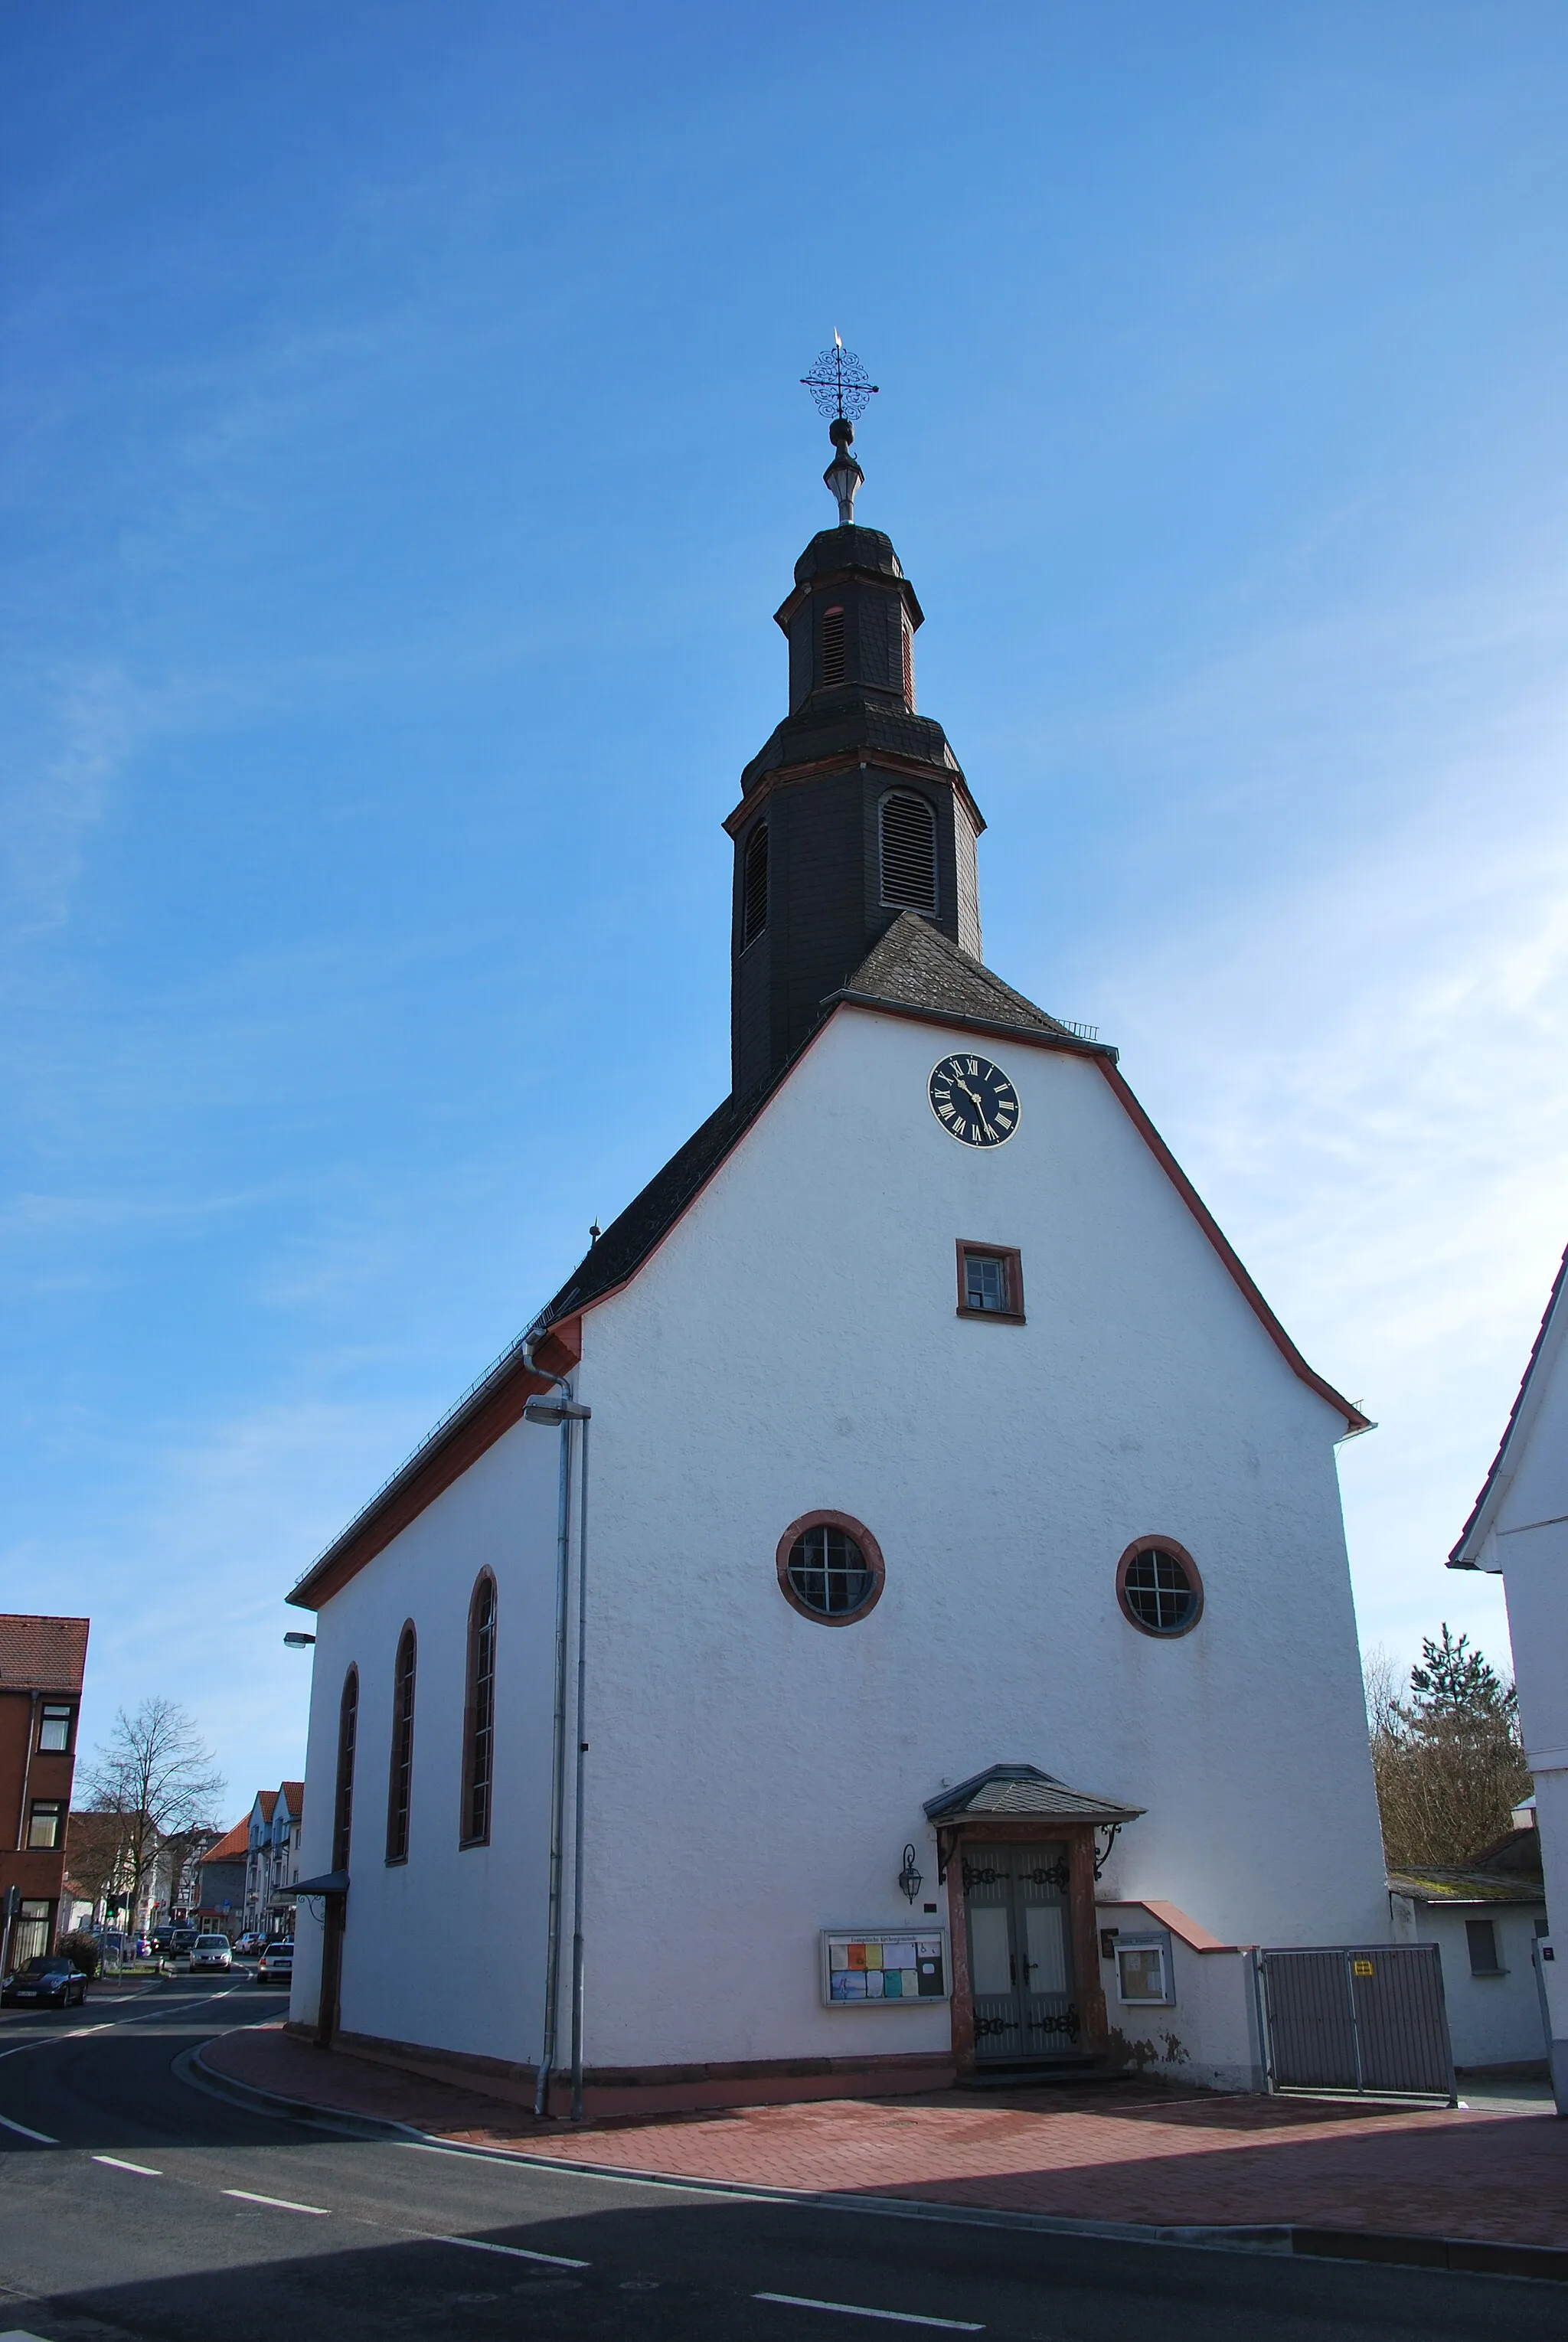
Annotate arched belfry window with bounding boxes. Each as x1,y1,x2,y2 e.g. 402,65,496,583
741,821,769,950
460,1573,497,1847
385,1625,416,1864
333,1667,358,1873
880,790,938,914
821,605,846,687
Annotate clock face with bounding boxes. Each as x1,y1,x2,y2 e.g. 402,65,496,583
929,1053,1020,1148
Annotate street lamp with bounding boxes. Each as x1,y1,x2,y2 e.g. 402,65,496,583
283,1632,315,1648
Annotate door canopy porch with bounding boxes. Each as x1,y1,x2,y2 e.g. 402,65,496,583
924,1762,1143,1880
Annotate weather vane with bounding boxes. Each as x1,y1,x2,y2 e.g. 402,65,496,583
801,332,877,526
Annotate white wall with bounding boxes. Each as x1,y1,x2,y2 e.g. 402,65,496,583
1096,1901,1265,2091
567,1006,1389,2073
289,1417,560,2063
1390,1896,1547,2069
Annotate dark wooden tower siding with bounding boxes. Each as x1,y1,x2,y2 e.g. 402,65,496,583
727,523,985,1098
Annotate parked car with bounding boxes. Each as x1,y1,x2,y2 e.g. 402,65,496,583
256,1940,294,1988
190,1933,233,1972
2,1955,88,2009
234,1932,266,1958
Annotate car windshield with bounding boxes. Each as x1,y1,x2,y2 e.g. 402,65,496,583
24,1958,70,1974
195,1936,227,1948
263,1942,291,1955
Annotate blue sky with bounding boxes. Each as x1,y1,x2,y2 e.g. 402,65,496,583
4,3,1565,1820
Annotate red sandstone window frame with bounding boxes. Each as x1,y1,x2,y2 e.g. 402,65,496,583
385,1622,417,1867
1115,1537,1204,1639
956,1241,1025,1323
332,1667,358,1872
776,1510,886,1628
460,1572,498,1847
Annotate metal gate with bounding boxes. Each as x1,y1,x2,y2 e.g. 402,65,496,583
1258,1945,1455,2101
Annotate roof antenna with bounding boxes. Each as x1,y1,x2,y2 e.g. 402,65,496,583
801,337,877,526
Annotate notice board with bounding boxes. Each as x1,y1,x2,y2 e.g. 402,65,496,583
821,1929,949,2006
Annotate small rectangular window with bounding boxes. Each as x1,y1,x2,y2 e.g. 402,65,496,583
1116,1940,1172,2004
28,1800,66,1850
956,1243,1024,1322
1466,1919,1503,1976
38,1704,74,1752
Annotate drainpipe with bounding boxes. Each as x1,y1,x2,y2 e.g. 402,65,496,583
569,1409,590,2123
524,1334,591,2118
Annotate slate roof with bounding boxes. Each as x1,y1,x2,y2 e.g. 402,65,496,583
844,913,1084,1043
0,1613,90,1694
923,1762,1145,1828
740,698,962,796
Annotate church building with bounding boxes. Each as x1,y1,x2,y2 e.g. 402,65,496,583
286,393,1390,2114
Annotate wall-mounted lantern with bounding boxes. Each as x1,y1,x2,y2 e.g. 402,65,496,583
898,1844,924,1905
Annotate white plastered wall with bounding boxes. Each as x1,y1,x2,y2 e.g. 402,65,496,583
1388,1896,1548,2069
567,1005,1388,2073
289,1418,560,2061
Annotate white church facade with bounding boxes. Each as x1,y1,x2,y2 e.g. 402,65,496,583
286,414,1390,2114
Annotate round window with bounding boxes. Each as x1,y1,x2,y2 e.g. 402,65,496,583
1116,1539,1203,1638
776,1511,885,1625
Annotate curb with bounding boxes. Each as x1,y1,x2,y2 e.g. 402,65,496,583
183,2041,1568,2287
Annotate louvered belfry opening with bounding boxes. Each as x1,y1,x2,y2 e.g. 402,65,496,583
741,821,769,949
901,617,915,708
880,790,938,914
820,605,847,686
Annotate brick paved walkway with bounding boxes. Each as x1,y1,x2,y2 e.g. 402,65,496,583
201,2024,1568,2250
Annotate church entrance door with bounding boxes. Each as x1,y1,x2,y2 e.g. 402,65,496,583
961,1841,1079,2063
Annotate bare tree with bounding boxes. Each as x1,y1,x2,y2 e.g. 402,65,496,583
1367,1627,1531,1870
80,1699,226,1937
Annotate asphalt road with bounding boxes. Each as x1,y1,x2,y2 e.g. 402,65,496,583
0,1978,1560,2341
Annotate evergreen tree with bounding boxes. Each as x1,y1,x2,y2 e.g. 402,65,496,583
1366,1627,1530,1870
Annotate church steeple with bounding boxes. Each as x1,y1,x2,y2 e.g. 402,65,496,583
726,351,985,1099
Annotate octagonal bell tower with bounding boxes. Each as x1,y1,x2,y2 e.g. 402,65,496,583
727,364,985,1099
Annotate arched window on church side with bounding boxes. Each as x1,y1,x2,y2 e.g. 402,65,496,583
741,821,769,950
880,790,938,915
385,1625,416,1864
333,1667,358,1874
461,1573,497,1847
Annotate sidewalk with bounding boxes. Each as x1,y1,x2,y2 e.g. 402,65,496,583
201,2024,1568,2252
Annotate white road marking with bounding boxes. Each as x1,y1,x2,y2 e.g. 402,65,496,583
0,2112,58,2143
754,2296,982,2331
92,2154,163,2176
223,2187,331,2215
430,2235,590,2269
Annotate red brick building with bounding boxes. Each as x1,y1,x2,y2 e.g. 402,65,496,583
1,1614,90,1969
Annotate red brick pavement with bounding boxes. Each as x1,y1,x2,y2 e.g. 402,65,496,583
201,2024,1568,2250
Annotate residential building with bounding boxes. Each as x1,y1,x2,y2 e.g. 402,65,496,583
1449,1238,1568,2107
284,430,1390,2112
1,1614,89,1970
243,1782,304,1938
1388,1813,1548,2073
196,1819,250,1933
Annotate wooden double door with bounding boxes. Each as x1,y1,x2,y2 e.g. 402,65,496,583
961,1840,1080,2063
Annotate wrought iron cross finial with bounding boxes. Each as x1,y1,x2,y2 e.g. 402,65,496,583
802,335,877,525
800,332,880,425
